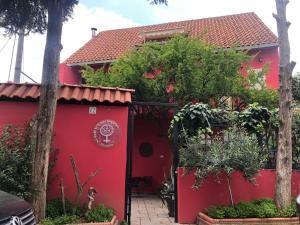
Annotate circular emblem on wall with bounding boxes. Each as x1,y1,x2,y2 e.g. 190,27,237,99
93,120,121,148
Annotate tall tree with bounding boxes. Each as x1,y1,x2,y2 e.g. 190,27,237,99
0,0,78,220
273,0,296,210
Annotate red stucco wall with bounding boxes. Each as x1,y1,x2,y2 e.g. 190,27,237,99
177,168,300,224
245,47,279,89
59,63,82,84
132,118,172,193
0,101,128,219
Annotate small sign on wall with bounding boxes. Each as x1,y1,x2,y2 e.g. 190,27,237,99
93,120,121,148
89,107,97,115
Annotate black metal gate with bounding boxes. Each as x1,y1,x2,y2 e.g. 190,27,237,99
124,102,178,225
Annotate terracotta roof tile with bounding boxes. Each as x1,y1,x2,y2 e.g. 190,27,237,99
0,83,134,104
65,12,278,65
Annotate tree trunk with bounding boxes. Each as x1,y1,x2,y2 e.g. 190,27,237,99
14,28,24,83
30,1,63,221
274,0,296,210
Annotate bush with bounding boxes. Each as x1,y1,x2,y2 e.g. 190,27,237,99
40,215,81,225
206,207,226,219
235,202,256,218
180,127,266,188
224,207,239,218
84,204,114,222
206,198,297,219
46,199,74,218
278,199,297,218
0,124,33,200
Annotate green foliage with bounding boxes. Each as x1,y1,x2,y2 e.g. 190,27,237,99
234,202,257,218
292,73,300,104
206,207,226,219
84,204,114,222
0,0,78,35
81,65,117,87
180,127,266,188
206,199,296,219
40,215,81,225
169,103,229,139
0,124,33,200
243,89,279,109
277,199,297,218
46,199,74,218
238,65,279,109
236,103,278,153
292,112,300,169
83,36,250,105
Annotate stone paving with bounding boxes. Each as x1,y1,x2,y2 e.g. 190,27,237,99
130,194,194,225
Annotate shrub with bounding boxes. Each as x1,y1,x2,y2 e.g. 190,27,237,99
206,207,226,219
278,199,297,218
205,198,297,219
180,127,266,188
0,124,33,200
46,198,74,218
235,202,256,218
84,204,114,222
40,215,81,225
224,207,239,218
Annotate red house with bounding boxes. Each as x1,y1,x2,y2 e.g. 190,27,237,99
1,12,295,225
59,12,279,89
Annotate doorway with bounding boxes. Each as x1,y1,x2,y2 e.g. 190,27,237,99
125,102,178,225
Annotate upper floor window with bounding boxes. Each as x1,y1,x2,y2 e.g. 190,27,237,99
138,27,187,44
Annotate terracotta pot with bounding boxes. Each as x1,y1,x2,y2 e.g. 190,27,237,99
197,212,299,225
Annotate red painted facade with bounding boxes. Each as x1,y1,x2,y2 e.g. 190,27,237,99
244,47,279,89
59,47,279,89
177,168,300,224
0,101,128,219
59,63,82,84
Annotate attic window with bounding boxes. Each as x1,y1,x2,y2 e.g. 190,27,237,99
138,27,187,43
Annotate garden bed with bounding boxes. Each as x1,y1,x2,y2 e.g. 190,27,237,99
66,216,118,225
38,216,118,225
197,212,299,225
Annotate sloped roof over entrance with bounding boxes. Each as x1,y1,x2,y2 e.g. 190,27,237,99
0,83,134,104
64,12,278,65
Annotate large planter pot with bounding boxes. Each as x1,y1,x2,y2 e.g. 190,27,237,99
197,212,299,225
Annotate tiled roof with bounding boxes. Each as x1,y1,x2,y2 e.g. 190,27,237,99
65,12,278,65
0,83,134,104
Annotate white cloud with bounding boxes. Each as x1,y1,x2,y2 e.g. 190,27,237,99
0,3,139,83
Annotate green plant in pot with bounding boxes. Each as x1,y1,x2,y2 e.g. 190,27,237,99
160,168,175,217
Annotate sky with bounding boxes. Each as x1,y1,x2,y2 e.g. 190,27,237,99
0,0,299,83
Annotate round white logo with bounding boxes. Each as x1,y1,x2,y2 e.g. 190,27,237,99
93,120,121,148
10,216,23,225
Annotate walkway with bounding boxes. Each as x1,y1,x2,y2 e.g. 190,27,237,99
131,194,194,225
